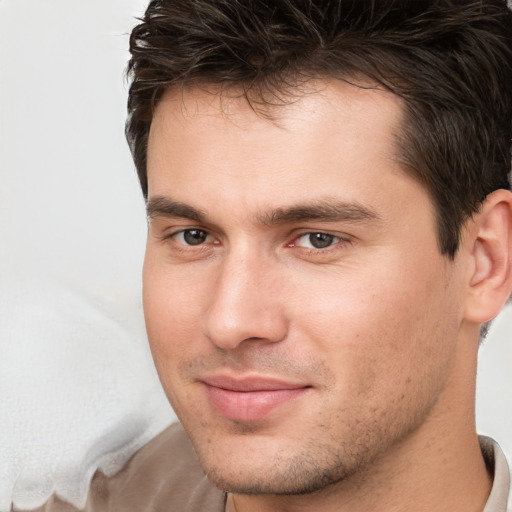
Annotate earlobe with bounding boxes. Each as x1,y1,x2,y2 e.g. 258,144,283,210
464,189,512,324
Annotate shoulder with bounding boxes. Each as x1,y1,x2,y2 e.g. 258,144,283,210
111,422,203,483
86,422,225,512
21,424,225,512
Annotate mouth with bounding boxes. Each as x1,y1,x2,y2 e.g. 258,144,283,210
201,375,311,422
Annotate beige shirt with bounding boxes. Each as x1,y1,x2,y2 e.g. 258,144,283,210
24,423,510,512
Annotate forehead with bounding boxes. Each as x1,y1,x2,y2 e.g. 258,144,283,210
145,80,428,231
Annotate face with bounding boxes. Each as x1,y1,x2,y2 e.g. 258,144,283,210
143,81,467,494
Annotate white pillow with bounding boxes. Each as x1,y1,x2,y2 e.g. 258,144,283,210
0,0,174,509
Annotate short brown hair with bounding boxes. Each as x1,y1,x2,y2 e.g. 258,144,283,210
126,0,512,257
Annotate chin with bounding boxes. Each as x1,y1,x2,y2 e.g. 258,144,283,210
203,455,358,496
191,432,361,496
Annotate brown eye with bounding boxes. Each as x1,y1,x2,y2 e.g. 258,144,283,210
178,229,210,245
308,233,335,249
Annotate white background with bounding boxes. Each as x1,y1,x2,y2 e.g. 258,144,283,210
0,1,510,509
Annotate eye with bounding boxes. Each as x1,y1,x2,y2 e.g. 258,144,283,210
294,232,341,249
174,229,213,246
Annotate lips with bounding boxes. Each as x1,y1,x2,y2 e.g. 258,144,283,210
202,375,310,422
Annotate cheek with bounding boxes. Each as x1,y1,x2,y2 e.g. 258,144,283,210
143,256,208,366
142,260,211,415
289,258,459,400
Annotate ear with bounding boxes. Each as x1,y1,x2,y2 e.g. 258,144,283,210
464,189,512,324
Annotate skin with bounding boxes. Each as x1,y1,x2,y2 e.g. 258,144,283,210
143,81,510,512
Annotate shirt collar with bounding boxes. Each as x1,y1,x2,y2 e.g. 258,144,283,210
480,436,511,512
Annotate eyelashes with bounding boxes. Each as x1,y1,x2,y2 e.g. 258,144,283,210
173,229,214,246
292,232,342,250
165,228,351,255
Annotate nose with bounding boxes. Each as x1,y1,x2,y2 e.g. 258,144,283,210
203,252,288,350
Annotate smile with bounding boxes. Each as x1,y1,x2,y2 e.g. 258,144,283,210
202,375,311,422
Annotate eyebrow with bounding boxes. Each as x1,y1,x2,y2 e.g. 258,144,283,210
146,195,381,226
147,196,207,223
256,200,381,225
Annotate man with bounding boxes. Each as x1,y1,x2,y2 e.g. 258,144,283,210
26,0,512,511
122,1,512,510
